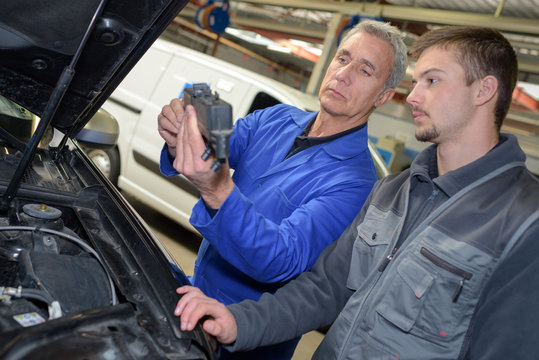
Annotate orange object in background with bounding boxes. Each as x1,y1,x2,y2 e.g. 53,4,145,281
512,86,539,112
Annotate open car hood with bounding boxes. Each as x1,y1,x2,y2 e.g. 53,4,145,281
0,0,186,136
0,1,217,359
0,0,190,209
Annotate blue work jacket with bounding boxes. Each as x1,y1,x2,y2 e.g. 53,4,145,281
161,104,377,304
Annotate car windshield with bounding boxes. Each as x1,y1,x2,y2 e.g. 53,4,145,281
0,95,39,151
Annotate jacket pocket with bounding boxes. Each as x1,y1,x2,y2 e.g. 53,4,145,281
420,247,472,302
347,206,397,290
270,186,298,218
374,243,480,345
376,259,434,332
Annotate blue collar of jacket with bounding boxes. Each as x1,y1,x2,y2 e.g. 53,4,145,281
289,109,370,161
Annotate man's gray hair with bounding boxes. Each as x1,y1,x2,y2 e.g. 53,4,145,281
340,20,408,90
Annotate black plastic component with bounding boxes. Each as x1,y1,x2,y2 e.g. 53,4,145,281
183,83,233,171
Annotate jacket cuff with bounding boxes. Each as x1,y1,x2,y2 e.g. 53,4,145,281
159,143,179,177
190,185,239,228
222,303,256,352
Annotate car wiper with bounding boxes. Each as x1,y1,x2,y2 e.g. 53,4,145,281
0,0,108,211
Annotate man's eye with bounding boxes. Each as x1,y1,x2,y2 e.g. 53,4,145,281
361,69,372,76
428,78,438,84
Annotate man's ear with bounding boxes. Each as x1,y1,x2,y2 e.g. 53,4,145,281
475,75,498,106
374,88,395,108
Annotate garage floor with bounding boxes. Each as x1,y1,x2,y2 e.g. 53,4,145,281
124,192,323,359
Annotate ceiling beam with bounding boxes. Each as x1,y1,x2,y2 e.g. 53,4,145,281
228,15,327,40
181,2,539,79
519,59,539,76
235,0,539,36
180,7,327,40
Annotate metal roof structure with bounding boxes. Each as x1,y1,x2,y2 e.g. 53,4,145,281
170,0,538,162
180,0,539,89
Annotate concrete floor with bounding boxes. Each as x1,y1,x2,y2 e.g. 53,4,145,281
124,193,323,359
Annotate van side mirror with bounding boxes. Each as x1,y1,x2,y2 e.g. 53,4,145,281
76,108,119,148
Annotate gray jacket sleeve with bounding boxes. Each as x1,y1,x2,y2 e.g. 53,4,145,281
463,220,539,359
225,202,370,351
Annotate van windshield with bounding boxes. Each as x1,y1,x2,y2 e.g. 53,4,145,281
247,92,280,114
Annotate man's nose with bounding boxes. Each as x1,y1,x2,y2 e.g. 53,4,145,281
406,85,420,106
336,64,353,83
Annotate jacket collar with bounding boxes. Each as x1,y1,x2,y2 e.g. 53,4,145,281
290,110,370,161
409,134,526,197
260,109,371,179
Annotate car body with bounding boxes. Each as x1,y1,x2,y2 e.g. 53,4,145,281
0,0,215,358
92,37,390,233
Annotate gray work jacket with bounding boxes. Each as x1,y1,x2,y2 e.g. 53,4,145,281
227,134,539,359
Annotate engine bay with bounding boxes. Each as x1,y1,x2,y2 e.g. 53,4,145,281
0,201,116,332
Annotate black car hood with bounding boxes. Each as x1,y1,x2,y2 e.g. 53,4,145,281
0,0,187,136
0,1,218,357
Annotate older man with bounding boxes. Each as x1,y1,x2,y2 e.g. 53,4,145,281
159,20,407,359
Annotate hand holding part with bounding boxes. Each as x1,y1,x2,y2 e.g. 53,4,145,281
158,98,186,158
175,286,238,345
182,83,233,171
173,106,234,209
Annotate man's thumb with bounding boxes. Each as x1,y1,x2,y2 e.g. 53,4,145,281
202,319,216,334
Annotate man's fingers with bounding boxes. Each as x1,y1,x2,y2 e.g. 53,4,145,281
174,286,208,319
160,107,177,129
184,106,211,170
178,106,195,172
172,104,189,171
158,98,187,150
202,319,220,338
174,286,238,345
203,307,238,345
171,97,185,120
173,106,214,175
176,285,194,295
175,286,215,331
174,286,195,316
180,298,213,331
160,100,183,129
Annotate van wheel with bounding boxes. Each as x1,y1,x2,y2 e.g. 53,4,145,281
86,147,120,185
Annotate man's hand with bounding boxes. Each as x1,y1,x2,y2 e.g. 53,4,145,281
173,105,234,209
175,286,238,345
157,98,185,158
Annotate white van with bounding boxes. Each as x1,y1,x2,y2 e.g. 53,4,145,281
92,37,390,233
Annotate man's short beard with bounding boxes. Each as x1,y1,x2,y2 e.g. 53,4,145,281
416,126,440,142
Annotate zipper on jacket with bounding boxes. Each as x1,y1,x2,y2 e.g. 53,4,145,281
420,247,472,302
378,247,398,272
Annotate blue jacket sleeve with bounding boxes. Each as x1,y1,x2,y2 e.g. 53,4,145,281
190,105,374,283
225,201,369,352
159,144,179,177
190,178,373,283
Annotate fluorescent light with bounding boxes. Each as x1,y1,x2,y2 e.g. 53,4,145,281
267,44,291,53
